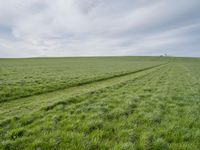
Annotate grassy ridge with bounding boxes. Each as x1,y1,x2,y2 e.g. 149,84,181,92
0,57,200,149
0,57,169,102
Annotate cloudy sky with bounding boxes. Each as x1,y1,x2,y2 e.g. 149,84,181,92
0,0,200,57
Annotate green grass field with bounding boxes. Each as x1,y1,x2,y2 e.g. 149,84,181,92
0,56,200,150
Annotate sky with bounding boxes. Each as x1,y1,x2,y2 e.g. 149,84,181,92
0,0,200,58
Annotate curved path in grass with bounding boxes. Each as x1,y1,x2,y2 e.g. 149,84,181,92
0,63,168,123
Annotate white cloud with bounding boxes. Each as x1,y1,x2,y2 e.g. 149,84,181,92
0,0,200,57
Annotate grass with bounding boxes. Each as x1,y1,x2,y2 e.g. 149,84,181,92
0,56,200,150
0,56,167,102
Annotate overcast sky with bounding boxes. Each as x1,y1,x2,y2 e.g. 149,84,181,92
0,0,200,57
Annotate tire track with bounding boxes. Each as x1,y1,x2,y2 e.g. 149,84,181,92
1,62,169,103
0,63,169,124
